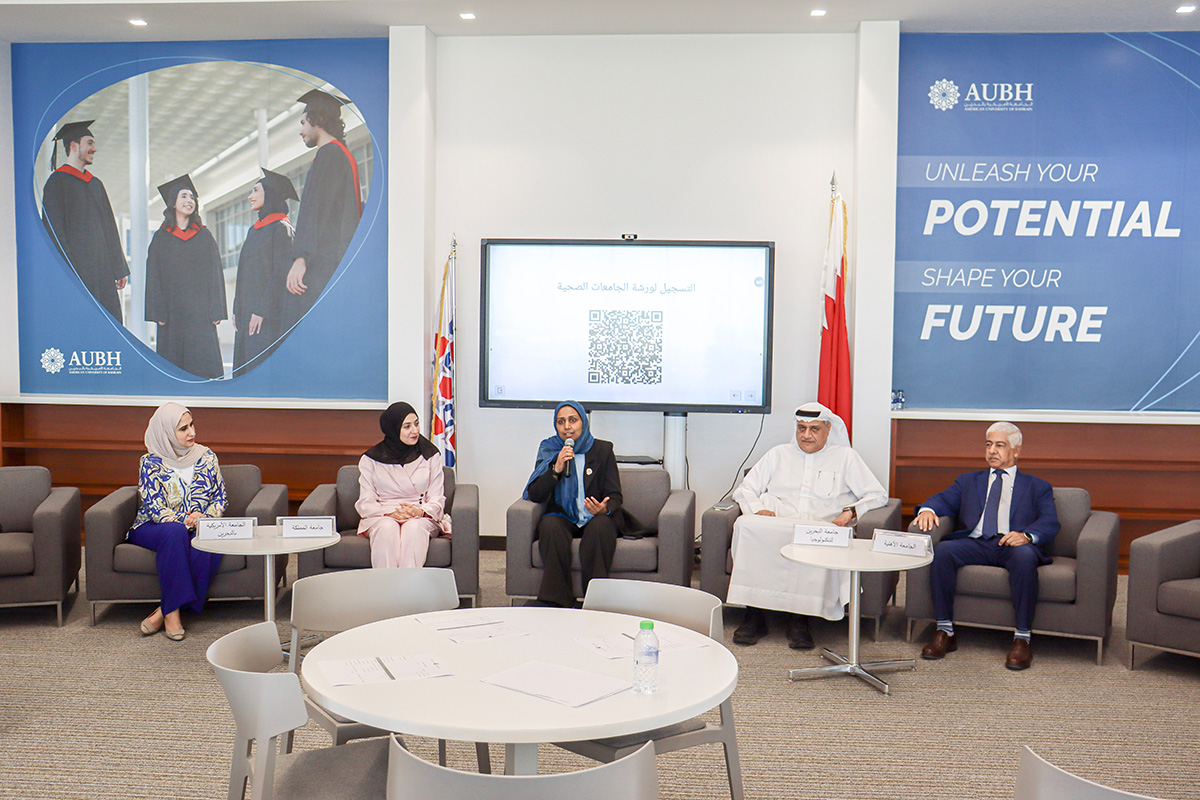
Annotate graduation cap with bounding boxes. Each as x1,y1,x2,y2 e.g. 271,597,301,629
157,174,198,208
298,88,351,113
51,120,94,168
54,120,95,144
260,168,299,203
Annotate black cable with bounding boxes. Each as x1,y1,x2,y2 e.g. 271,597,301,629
719,412,766,503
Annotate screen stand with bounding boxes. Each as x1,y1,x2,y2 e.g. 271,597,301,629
663,412,687,490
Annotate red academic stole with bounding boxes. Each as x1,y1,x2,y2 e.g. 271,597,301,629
331,139,363,219
254,213,291,230
55,165,93,183
166,223,201,241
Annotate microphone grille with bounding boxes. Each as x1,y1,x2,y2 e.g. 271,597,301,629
565,437,574,447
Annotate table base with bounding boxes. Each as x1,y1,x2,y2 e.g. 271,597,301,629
504,742,538,775
787,648,916,695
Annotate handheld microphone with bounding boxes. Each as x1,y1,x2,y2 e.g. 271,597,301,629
564,437,574,478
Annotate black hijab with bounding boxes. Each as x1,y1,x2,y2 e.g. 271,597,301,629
363,402,440,465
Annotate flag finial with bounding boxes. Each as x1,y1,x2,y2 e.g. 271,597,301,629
830,171,838,196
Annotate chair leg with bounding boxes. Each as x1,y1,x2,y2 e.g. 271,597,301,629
89,602,97,626
718,699,744,800
229,738,252,800
56,602,63,627
438,739,447,766
1095,638,1104,666
476,742,492,773
1128,642,1137,670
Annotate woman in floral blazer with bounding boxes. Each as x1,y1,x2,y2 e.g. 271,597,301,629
127,402,227,641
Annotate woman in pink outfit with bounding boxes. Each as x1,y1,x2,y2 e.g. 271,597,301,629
356,402,451,567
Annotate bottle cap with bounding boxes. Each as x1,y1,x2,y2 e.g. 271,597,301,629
640,620,654,630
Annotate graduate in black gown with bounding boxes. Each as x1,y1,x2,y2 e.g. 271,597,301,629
41,120,130,321
232,168,297,377
283,89,362,329
145,175,227,379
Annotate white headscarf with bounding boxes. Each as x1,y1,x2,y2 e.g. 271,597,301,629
794,402,851,448
144,402,208,469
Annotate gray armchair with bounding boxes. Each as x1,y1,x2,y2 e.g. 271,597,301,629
0,466,81,626
84,464,287,624
506,466,695,600
905,487,1119,664
295,465,479,606
699,498,903,640
1126,520,1200,668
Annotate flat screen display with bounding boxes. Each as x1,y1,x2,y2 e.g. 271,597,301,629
480,239,774,413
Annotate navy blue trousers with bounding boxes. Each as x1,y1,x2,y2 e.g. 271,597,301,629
128,521,223,615
930,536,1041,631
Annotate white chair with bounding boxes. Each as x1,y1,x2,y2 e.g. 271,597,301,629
387,734,658,800
1014,746,1163,800
284,567,490,772
207,621,388,800
557,578,744,800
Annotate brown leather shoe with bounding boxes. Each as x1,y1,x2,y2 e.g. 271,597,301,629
1006,638,1033,670
921,630,958,659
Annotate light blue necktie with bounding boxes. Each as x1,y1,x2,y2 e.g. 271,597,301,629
981,469,1003,539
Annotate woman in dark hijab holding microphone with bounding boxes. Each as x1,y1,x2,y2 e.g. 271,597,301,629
523,400,626,607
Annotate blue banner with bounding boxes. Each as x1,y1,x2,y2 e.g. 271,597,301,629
12,39,388,399
895,33,1200,412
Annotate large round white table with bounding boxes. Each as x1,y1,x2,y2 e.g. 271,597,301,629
781,538,933,695
191,524,339,621
300,606,739,774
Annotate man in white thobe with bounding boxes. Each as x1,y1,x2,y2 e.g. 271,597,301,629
728,403,886,648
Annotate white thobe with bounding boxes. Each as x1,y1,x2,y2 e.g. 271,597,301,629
355,454,452,568
726,442,886,619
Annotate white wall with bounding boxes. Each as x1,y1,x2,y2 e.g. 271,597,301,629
0,42,19,396
431,33,861,536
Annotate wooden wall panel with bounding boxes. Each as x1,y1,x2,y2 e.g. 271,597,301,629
0,403,383,511
891,418,1200,570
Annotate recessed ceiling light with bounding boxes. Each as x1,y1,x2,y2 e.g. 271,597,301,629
460,12,476,20
1178,4,1197,12
129,18,148,26
810,9,827,16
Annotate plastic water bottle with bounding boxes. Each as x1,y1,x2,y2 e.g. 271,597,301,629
632,620,659,694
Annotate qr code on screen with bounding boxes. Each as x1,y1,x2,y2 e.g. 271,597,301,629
588,310,663,385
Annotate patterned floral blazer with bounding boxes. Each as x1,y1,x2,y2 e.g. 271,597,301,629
129,448,228,533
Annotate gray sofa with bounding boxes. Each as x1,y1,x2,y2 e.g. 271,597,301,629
0,466,81,626
506,466,695,600
84,464,287,624
700,498,904,639
1126,520,1200,668
295,465,480,606
905,487,1120,664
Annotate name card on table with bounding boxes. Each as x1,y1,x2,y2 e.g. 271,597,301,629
196,517,255,540
871,529,933,557
278,516,337,538
793,524,852,548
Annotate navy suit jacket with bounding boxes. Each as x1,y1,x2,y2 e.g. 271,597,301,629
921,469,1060,561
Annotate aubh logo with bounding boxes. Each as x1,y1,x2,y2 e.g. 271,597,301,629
41,348,123,374
965,83,1034,102
928,79,960,111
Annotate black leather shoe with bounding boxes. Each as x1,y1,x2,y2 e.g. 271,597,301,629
732,607,768,645
786,614,815,650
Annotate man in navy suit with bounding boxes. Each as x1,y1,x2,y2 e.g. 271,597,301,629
914,422,1059,670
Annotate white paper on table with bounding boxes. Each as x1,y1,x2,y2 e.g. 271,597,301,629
377,653,452,681
414,610,502,631
618,628,709,652
481,660,631,707
574,634,632,659
441,621,529,644
318,657,394,686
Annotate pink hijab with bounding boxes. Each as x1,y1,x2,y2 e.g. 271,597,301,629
144,402,208,469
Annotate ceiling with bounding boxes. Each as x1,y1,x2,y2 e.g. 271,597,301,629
1,0,1198,43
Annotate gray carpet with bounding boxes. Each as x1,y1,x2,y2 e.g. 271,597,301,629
0,551,1197,799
